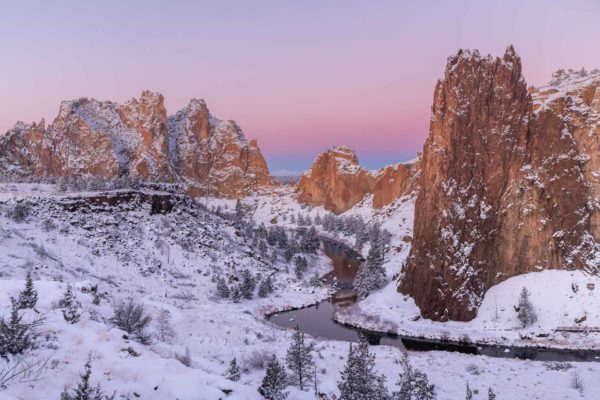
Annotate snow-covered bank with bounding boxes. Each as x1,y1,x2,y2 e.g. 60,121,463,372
336,270,600,350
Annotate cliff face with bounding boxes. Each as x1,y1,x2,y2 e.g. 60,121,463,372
372,160,420,209
296,146,418,213
400,47,600,321
296,146,375,214
0,92,276,197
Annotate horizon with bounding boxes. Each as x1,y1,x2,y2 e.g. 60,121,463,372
2,0,600,172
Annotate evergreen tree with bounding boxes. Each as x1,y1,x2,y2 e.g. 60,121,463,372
217,278,230,298
18,272,38,309
62,355,115,400
258,354,288,400
231,286,242,303
300,226,320,253
0,297,33,356
226,357,241,382
235,199,244,222
294,256,308,279
488,387,496,400
314,214,322,225
241,269,256,299
62,284,81,324
338,338,390,400
517,287,537,328
258,276,274,298
286,325,314,391
284,241,297,263
353,228,387,298
392,354,436,400
155,309,175,342
465,383,473,400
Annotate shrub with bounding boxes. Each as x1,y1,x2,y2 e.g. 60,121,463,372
109,300,152,344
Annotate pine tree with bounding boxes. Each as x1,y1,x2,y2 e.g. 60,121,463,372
286,325,314,391
217,278,230,298
235,199,244,222
0,297,33,356
338,338,390,400
300,226,320,253
226,357,241,382
258,354,288,400
517,287,537,328
18,272,38,309
258,276,275,298
155,309,175,342
294,256,308,279
488,387,496,400
231,286,242,303
465,383,473,400
392,354,436,400
61,284,81,324
353,228,387,298
63,355,115,400
241,269,256,299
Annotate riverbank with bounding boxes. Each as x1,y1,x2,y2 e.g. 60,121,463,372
335,270,600,352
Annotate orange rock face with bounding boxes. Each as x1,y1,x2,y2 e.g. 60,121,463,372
400,47,600,321
296,146,418,213
0,92,276,197
372,160,420,209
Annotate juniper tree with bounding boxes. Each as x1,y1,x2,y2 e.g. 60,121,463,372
217,278,230,298
61,284,81,324
155,309,175,342
284,241,298,263
488,387,496,400
0,298,33,356
392,354,436,400
258,354,288,400
300,226,320,254
338,338,390,400
294,256,308,279
353,228,387,298
465,383,473,400
18,272,38,309
62,355,115,400
258,276,274,298
286,325,314,391
517,287,537,328
226,357,241,382
241,269,256,299
231,286,242,303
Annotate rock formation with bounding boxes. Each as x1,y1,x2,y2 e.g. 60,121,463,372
0,92,276,197
296,146,418,213
400,47,600,321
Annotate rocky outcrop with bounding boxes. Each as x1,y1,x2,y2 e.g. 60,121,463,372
372,159,420,209
400,47,600,322
296,146,418,213
296,146,375,213
0,92,276,197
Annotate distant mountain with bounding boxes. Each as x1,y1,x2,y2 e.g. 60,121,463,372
295,145,419,213
0,91,277,197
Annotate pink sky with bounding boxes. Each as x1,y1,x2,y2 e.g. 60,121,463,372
1,1,600,172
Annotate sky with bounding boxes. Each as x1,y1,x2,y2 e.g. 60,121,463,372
1,1,600,173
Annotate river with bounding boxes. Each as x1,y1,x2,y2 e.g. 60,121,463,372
267,239,600,362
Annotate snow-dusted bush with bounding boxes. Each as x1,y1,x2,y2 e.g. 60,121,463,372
109,300,152,344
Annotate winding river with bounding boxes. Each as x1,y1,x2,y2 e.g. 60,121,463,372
268,239,600,362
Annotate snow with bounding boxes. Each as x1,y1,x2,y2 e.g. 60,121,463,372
2,184,600,399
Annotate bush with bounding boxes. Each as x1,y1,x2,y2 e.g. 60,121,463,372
245,349,271,370
8,203,30,223
109,300,152,344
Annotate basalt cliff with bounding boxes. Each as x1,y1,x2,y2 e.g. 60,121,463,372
400,47,600,321
0,91,276,197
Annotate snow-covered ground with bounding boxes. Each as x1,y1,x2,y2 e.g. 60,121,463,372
2,184,600,399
